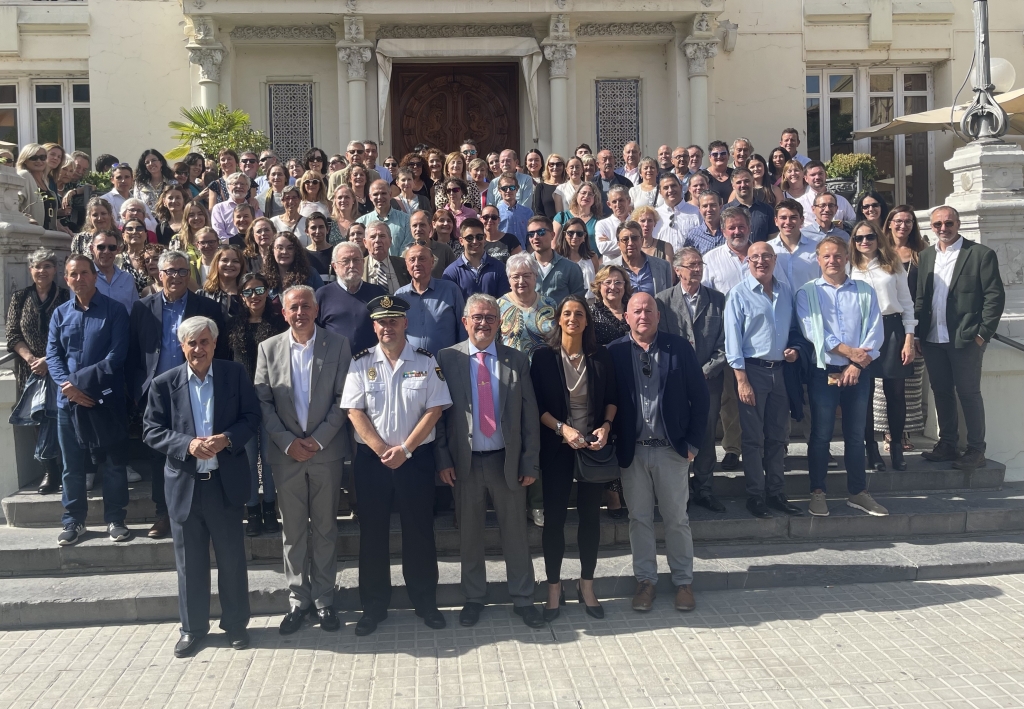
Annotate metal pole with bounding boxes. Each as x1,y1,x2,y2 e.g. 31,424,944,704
961,0,1008,140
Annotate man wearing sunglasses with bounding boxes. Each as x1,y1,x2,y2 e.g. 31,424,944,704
327,141,381,197
527,216,585,303
486,149,534,209
127,250,229,539
914,206,1005,471
91,232,139,313
495,173,532,249
441,218,510,301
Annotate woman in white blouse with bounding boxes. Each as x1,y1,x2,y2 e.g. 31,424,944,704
849,221,916,472
555,156,585,213
628,157,661,209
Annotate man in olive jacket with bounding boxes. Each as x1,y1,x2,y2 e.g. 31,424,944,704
914,206,1005,470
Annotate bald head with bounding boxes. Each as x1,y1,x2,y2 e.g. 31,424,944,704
624,292,659,343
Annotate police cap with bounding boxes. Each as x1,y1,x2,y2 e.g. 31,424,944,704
367,294,410,320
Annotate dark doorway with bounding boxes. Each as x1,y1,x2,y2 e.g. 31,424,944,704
389,63,520,159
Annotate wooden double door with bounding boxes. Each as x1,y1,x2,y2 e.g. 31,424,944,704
389,63,520,159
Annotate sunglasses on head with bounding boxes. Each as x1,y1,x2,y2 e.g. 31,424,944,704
241,286,267,297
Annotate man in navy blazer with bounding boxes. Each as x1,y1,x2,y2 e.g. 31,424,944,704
608,292,709,614
143,316,260,658
127,250,228,539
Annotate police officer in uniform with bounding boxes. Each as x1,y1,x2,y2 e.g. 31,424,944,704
340,295,453,636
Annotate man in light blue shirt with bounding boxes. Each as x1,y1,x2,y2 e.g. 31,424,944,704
724,242,801,520
357,180,412,256
495,173,533,248
800,192,850,242
188,365,217,476
795,235,886,519
91,232,139,313
486,150,534,208
769,199,821,287
396,242,467,354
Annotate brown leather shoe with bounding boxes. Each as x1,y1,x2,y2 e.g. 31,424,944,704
148,515,170,539
674,584,696,612
632,580,656,612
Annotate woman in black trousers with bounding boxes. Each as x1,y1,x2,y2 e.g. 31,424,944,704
530,295,618,621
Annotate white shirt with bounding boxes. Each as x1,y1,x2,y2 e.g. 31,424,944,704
102,189,157,231
289,329,316,433
555,181,581,212
187,367,218,474
340,341,452,447
702,243,749,295
797,189,856,227
629,184,660,209
770,232,822,288
272,215,309,246
617,166,641,185
851,258,917,333
927,237,962,343
654,201,701,251
594,214,625,261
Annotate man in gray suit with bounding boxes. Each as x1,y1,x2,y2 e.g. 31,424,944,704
254,285,353,635
656,247,728,513
435,293,544,628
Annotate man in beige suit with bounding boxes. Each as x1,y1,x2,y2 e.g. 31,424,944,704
435,293,544,628
254,285,352,635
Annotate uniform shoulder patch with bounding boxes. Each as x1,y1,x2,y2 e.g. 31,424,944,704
352,349,370,361
435,366,445,382
416,347,434,358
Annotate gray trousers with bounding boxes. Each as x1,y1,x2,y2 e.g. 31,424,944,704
721,368,742,455
276,459,342,611
621,445,694,587
691,373,723,496
737,365,790,498
456,450,535,607
922,341,987,452
171,475,250,636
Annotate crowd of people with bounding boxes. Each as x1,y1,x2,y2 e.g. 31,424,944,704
4,128,1007,657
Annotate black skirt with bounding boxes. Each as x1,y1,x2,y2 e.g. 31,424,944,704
868,313,914,380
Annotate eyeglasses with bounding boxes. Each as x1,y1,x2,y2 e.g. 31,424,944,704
747,254,775,262
461,149,478,156
566,230,587,238
258,156,273,163
447,186,462,194
931,220,956,229
93,244,117,252
548,162,564,168
27,155,47,162
814,202,837,210
469,314,497,324
710,151,728,159
480,214,499,222
890,219,913,227
240,158,257,165
526,229,548,238
860,202,880,210
499,185,518,193
196,240,219,248
852,234,877,243
461,233,486,243
679,262,704,270
346,149,365,155
241,286,267,297
305,180,322,186
384,161,398,169
309,157,325,163
618,235,641,243
124,226,146,233
161,268,190,278
602,280,626,288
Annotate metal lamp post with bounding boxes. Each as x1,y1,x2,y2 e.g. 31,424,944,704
960,0,1009,141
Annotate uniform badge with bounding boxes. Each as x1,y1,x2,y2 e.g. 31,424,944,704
435,366,445,381
380,295,393,309
368,367,377,381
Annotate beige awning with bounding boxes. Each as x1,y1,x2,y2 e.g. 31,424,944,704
853,87,1024,138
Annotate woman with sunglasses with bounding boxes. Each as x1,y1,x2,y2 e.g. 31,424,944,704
440,178,478,229
780,159,809,200
433,152,481,211
327,154,346,175
229,271,288,536
133,149,176,213
556,217,601,297
553,182,602,250
480,203,522,263
297,170,330,218
120,198,158,244
172,162,197,198
263,231,324,298
302,147,328,174
154,184,190,246
855,191,889,228
631,206,674,265
849,221,916,472
532,153,566,220
15,143,58,231
524,149,544,184
684,172,710,209
746,153,784,207
398,153,431,200
767,147,790,187
328,185,359,244
530,294,618,620
117,219,156,293
270,186,307,245
258,164,290,218
394,168,432,214
382,156,398,173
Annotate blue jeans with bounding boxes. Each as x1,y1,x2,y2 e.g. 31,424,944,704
244,423,276,506
58,406,129,528
807,368,871,495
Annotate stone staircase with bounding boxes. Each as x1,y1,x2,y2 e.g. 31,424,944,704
2,441,1023,629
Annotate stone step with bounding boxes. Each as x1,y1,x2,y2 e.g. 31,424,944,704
3,485,1022,577
2,533,1023,629
1,447,1005,528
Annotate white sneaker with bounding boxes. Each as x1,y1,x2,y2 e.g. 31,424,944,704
85,473,95,491
530,509,545,527
127,470,142,483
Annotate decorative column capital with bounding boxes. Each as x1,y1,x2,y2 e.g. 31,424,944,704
682,38,719,77
337,45,372,81
543,42,576,79
188,47,224,83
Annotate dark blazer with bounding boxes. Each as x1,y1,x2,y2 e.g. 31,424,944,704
610,255,674,295
915,238,1005,348
607,331,710,468
529,345,618,474
595,172,634,206
142,359,260,523
127,291,229,405
655,283,727,379
69,358,128,458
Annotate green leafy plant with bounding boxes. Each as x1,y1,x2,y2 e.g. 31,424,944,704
166,105,269,161
78,171,112,193
826,153,878,182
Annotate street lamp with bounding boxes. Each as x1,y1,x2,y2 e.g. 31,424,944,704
961,0,1009,140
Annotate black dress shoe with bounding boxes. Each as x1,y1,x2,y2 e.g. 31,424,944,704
279,606,309,635
513,604,547,628
890,448,907,471
173,632,205,658
354,611,387,636
576,583,605,620
245,505,263,537
866,441,886,472
316,607,341,632
952,447,987,470
693,493,726,513
459,602,484,627
227,628,249,650
417,608,446,629
720,452,741,471
765,494,803,516
922,440,959,462
746,497,773,519
608,507,629,520
37,471,61,495
543,586,565,622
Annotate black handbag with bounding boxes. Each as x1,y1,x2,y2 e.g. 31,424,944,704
556,348,619,484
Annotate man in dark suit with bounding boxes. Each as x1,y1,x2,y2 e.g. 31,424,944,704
915,206,1005,470
362,221,411,293
656,246,727,512
434,293,544,629
127,250,228,539
608,293,709,614
143,316,260,658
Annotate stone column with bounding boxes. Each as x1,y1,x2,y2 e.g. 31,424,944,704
337,16,373,145
682,13,719,151
542,14,576,157
186,16,224,109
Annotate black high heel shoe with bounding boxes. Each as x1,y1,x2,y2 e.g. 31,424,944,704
867,440,887,472
890,447,907,471
543,584,565,622
576,582,605,619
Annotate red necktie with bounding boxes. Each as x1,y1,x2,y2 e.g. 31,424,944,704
476,351,496,437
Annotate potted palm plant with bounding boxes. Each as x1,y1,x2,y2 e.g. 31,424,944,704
166,105,269,161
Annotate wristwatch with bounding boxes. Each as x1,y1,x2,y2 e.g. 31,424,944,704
555,421,564,436
401,443,413,459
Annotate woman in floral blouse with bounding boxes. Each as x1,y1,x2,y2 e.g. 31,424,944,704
497,253,557,362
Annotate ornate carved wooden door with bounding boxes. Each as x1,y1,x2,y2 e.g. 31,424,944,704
390,63,520,159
